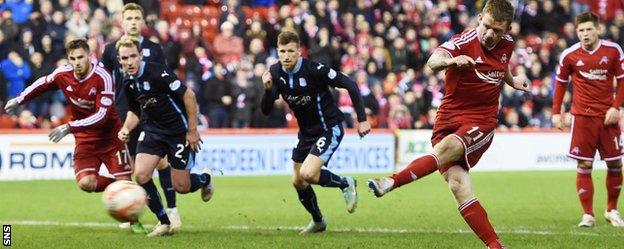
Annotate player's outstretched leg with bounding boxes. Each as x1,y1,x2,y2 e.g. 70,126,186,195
135,154,172,237
171,166,213,201
576,162,595,227
156,159,182,230
300,155,358,213
605,161,624,227
368,135,463,197
445,166,504,249
76,174,115,193
293,163,326,234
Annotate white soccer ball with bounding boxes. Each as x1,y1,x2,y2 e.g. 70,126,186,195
102,180,147,222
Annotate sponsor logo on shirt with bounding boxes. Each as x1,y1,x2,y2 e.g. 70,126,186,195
69,97,95,109
474,70,505,84
283,94,312,106
579,69,608,80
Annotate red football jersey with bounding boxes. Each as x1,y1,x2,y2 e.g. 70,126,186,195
436,28,515,125
555,40,624,117
16,61,121,141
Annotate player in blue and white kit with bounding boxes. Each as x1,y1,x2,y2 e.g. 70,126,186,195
261,30,371,234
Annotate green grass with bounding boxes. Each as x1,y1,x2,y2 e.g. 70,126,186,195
0,171,623,248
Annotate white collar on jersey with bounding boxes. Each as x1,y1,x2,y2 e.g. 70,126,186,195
581,39,602,54
136,61,146,78
73,59,98,82
281,57,303,74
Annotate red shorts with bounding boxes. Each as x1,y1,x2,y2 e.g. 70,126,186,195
432,122,496,173
73,139,132,180
568,115,623,161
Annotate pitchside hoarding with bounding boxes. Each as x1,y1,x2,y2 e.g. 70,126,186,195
396,130,607,171
0,132,395,180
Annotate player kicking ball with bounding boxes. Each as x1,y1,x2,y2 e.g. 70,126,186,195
367,1,528,248
115,38,213,237
261,31,371,234
5,40,132,200
552,11,624,228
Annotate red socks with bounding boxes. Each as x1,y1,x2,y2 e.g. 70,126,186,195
390,154,439,188
576,168,594,216
606,167,623,211
94,175,116,192
459,198,504,248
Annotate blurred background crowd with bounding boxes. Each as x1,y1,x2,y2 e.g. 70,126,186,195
0,0,623,130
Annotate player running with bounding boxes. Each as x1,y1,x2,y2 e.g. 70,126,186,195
5,39,132,194
115,38,213,237
261,30,371,234
101,3,181,231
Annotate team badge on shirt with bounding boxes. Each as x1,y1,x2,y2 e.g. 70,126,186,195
501,54,508,63
169,80,181,91
600,56,608,65
299,78,307,87
142,48,151,57
89,87,97,96
143,81,151,91
100,96,112,106
328,68,337,79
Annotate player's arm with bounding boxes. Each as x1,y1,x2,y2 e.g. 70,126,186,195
552,57,572,130
426,48,475,73
502,67,530,92
119,110,139,143
318,63,371,137
261,70,278,115
159,66,202,151
182,88,202,151
63,72,116,133
5,67,63,115
605,58,624,125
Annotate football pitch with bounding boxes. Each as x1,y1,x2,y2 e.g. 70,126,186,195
1,171,622,248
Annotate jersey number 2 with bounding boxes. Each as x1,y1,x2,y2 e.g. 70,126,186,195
175,144,184,158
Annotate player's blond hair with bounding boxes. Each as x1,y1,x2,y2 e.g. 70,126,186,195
575,11,600,27
121,3,144,19
115,37,141,53
482,0,514,26
65,39,90,53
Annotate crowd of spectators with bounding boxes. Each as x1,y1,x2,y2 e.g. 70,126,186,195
0,0,623,130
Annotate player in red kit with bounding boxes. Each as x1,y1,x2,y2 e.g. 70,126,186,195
4,39,131,193
367,1,528,248
552,12,624,228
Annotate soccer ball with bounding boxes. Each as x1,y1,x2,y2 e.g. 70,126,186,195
102,180,147,222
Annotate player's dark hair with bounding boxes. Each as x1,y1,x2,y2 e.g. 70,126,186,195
122,3,144,19
482,0,514,26
65,39,90,53
115,37,141,53
277,30,300,47
575,12,600,27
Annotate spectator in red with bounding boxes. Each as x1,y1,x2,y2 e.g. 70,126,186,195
213,21,244,69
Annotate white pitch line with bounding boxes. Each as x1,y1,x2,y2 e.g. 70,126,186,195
2,220,621,237
222,225,620,237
